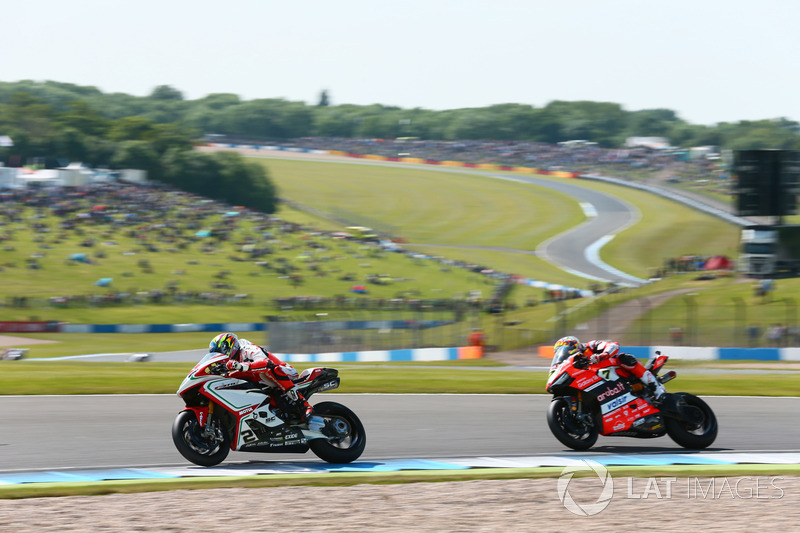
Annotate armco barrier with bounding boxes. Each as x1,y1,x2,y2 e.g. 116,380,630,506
537,345,800,362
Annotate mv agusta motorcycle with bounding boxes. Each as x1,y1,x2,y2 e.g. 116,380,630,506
172,352,366,466
545,347,717,450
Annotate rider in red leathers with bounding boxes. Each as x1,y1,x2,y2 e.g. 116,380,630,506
555,336,666,400
209,333,314,423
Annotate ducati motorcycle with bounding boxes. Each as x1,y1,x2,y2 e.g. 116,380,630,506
545,347,717,451
172,352,366,466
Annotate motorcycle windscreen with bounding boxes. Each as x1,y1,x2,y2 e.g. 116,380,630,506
549,346,574,375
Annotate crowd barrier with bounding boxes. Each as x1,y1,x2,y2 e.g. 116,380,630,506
537,345,800,362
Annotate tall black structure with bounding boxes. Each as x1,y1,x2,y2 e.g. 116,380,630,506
733,150,800,219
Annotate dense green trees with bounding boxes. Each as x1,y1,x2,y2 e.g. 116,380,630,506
2,80,799,151
0,81,278,213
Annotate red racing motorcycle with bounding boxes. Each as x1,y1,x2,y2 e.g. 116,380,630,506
172,353,366,466
545,347,717,450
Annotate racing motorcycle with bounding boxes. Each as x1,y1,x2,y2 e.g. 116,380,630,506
172,352,366,466
545,347,717,451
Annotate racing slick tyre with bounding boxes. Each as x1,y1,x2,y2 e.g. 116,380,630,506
664,393,718,449
172,410,231,467
308,401,366,463
547,397,598,451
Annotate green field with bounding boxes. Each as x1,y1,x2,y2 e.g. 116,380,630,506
260,158,741,281
1,360,798,397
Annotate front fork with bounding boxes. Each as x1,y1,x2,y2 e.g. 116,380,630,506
568,392,593,427
202,402,216,438
183,403,219,439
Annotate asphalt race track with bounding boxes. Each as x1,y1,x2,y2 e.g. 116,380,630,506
1,394,798,473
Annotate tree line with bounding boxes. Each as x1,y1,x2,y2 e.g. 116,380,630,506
0,82,276,213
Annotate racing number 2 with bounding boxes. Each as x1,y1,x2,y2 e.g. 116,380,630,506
240,430,258,443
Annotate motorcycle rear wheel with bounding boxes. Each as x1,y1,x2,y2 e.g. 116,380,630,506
665,393,718,449
172,410,231,467
308,401,366,463
547,397,598,451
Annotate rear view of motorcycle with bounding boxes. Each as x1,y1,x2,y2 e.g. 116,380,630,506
172,353,366,466
545,348,717,451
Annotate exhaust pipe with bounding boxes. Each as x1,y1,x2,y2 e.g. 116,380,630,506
658,370,676,384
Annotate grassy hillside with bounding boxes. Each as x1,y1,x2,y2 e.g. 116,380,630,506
259,158,740,281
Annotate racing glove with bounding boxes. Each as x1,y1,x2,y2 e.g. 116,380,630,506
573,355,590,369
225,360,250,372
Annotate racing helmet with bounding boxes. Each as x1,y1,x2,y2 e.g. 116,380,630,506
209,333,241,360
554,335,584,356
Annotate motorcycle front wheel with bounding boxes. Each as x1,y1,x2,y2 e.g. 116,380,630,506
172,410,231,467
308,401,366,463
547,397,598,451
664,393,718,449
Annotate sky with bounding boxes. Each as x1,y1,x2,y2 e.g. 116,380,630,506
3,0,799,126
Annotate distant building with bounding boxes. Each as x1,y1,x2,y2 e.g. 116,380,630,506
0,164,146,189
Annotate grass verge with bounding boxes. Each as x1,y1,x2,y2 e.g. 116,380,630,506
1,361,800,396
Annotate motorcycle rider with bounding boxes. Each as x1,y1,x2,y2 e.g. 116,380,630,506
209,333,314,423
554,336,666,401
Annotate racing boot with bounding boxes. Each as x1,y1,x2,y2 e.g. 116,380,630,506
280,387,313,424
639,369,666,403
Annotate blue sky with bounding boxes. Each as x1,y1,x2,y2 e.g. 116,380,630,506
3,0,798,126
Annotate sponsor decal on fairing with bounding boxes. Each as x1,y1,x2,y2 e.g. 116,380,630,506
600,392,637,414
596,382,625,401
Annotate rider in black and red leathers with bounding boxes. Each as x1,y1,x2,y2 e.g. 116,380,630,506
209,333,313,423
555,336,666,400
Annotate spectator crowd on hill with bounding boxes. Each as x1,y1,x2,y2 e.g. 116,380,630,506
0,180,537,313
258,137,721,184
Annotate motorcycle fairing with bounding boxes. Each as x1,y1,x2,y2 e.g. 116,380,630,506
177,353,230,395
294,367,340,397
601,396,659,434
647,354,669,374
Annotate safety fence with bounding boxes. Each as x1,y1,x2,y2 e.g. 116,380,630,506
4,295,798,352
516,295,800,349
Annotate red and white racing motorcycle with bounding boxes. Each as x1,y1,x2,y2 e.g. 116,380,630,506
545,347,717,450
172,352,366,466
